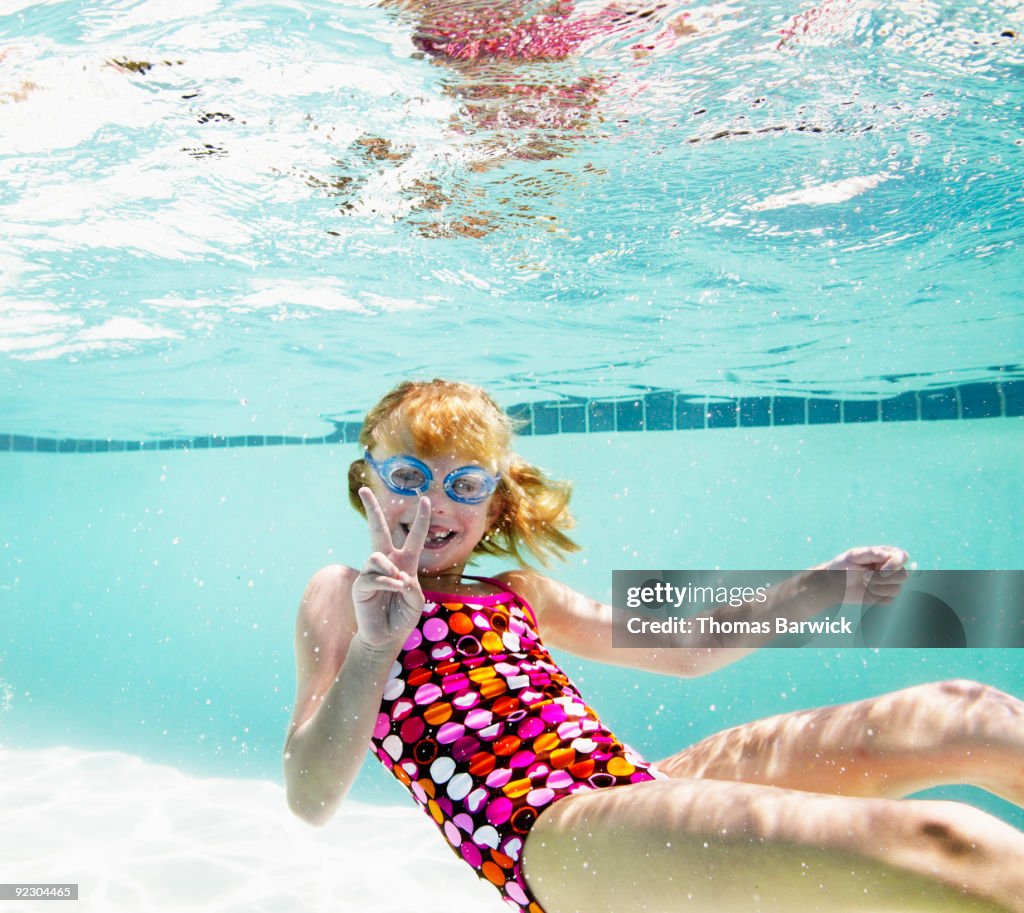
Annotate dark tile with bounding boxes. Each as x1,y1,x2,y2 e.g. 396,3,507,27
881,392,918,422
958,382,1000,419
772,397,806,426
0,435,10,451
920,388,958,421
1002,380,1024,417
616,398,644,432
589,400,615,433
559,404,586,434
843,400,879,423
507,403,533,435
533,403,560,435
17,384,995,465
707,399,738,429
676,399,705,430
644,392,675,431
739,397,771,427
807,399,841,424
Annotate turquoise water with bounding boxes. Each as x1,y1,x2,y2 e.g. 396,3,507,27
1,1,1023,910
3,420,1023,784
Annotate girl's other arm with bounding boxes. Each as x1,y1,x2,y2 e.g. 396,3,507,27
502,546,908,678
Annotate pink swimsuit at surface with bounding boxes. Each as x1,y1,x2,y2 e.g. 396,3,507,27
366,576,666,913
412,1,623,61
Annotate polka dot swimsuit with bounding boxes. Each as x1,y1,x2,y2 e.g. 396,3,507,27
367,576,666,913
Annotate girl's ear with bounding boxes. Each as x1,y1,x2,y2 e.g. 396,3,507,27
347,459,372,514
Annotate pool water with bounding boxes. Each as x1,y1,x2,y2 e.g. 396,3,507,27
2,420,1022,912
1,0,1022,911
2,0,1022,436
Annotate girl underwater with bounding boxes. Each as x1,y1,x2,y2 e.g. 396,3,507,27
284,378,1024,913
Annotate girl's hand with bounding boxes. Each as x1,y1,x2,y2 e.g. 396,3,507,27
824,545,910,605
351,487,430,651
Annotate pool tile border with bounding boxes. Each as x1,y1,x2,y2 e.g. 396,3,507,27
3,380,1021,454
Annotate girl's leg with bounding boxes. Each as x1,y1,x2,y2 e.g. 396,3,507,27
655,680,1024,803
521,777,1024,913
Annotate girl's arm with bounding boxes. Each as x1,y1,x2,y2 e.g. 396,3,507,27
283,492,430,825
282,564,398,825
501,546,908,678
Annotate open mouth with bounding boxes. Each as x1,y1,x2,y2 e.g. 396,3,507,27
403,524,456,549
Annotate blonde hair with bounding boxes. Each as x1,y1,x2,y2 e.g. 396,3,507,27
348,379,579,566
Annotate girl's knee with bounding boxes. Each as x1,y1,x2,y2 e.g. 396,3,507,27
905,799,1010,861
906,678,997,706
935,678,989,697
928,678,1018,708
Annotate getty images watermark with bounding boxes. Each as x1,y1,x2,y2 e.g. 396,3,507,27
611,570,1024,648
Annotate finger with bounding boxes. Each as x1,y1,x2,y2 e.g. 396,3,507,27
400,496,431,558
397,569,420,591
848,546,907,571
865,566,909,586
360,575,407,594
395,570,425,605
866,581,905,599
880,548,909,573
872,573,913,593
359,486,395,552
867,571,907,587
361,550,402,580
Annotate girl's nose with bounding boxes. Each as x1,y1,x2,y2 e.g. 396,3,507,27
423,486,451,513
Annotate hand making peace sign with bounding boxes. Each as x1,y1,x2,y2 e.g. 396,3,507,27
351,486,431,651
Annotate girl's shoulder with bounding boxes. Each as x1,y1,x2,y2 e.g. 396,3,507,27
490,566,545,594
306,562,359,593
297,564,359,624
489,567,569,617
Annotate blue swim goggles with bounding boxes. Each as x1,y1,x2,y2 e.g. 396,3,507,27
364,451,500,505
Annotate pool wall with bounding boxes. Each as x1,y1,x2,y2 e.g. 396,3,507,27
3,378,1021,452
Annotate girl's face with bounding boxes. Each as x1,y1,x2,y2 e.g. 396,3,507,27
366,442,502,579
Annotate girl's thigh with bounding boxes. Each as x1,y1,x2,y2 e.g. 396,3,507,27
519,777,1024,913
